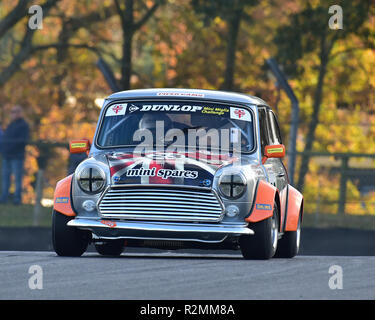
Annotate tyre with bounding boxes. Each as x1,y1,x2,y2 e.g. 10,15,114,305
239,202,279,260
275,214,301,258
52,210,90,257
95,239,125,256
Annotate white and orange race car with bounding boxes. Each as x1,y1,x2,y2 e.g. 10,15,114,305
52,89,303,259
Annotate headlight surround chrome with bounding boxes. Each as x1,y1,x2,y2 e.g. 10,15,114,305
76,166,106,194
218,172,247,199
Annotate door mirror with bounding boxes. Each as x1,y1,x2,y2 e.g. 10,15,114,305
264,144,285,159
69,139,90,154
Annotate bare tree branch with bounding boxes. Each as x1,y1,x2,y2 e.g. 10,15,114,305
0,0,31,38
330,47,367,60
0,26,35,86
0,0,63,39
113,0,126,27
0,0,58,86
64,5,117,33
134,0,161,30
32,42,100,53
0,1,116,88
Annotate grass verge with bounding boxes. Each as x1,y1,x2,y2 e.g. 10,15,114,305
0,204,52,227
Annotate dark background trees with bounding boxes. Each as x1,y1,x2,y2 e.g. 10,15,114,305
0,0,375,217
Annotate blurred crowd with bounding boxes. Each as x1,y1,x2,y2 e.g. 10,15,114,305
0,105,29,205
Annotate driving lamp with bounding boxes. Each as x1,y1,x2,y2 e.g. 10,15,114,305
77,167,105,194
218,173,246,199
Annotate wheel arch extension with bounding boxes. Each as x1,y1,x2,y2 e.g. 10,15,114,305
244,180,303,233
284,184,304,232
245,180,280,224
274,188,282,229
53,174,76,217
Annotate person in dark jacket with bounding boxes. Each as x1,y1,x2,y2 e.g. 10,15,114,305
0,105,29,205
0,126,3,153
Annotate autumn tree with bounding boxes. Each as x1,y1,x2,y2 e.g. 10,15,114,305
0,1,119,205
111,0,165,90
191,0,259,91
273,0,374,191
0,0,61,87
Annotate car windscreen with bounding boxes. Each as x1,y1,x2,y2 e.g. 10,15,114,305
96,101,255,153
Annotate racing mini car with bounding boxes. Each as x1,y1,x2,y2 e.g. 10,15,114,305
52,88,303,259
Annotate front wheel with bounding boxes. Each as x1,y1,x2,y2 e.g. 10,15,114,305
239,202,279,260
52,210,90,257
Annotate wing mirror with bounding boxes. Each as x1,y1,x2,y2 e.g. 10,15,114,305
69,139,91,154
262,144,285,164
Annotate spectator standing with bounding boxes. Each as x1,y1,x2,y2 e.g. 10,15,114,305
0,105,29,205
0,124,3,152
0,124,3,197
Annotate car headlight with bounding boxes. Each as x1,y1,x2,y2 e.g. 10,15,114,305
77,166,106,194
218,173,246,199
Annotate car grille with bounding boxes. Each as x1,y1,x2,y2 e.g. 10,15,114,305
98,186,224,222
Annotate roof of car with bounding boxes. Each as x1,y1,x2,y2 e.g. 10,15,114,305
106,88,269,107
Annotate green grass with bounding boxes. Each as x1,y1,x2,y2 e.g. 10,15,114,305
0,204,52,227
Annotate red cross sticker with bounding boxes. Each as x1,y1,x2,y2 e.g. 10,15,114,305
234,109,246,119
112,105,123,114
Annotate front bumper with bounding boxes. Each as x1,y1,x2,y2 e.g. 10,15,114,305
67,218,253,243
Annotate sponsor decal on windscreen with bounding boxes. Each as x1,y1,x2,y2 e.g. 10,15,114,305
105,103,127,117
98,101,255,180
230,107,252,122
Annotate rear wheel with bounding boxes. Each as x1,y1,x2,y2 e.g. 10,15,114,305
95,240,125,256
275,214,301,258
239,202,279,260
52,210,90,257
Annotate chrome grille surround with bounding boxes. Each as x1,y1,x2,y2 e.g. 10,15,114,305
97,185,224,222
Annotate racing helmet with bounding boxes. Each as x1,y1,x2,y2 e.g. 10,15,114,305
138,113,172,132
